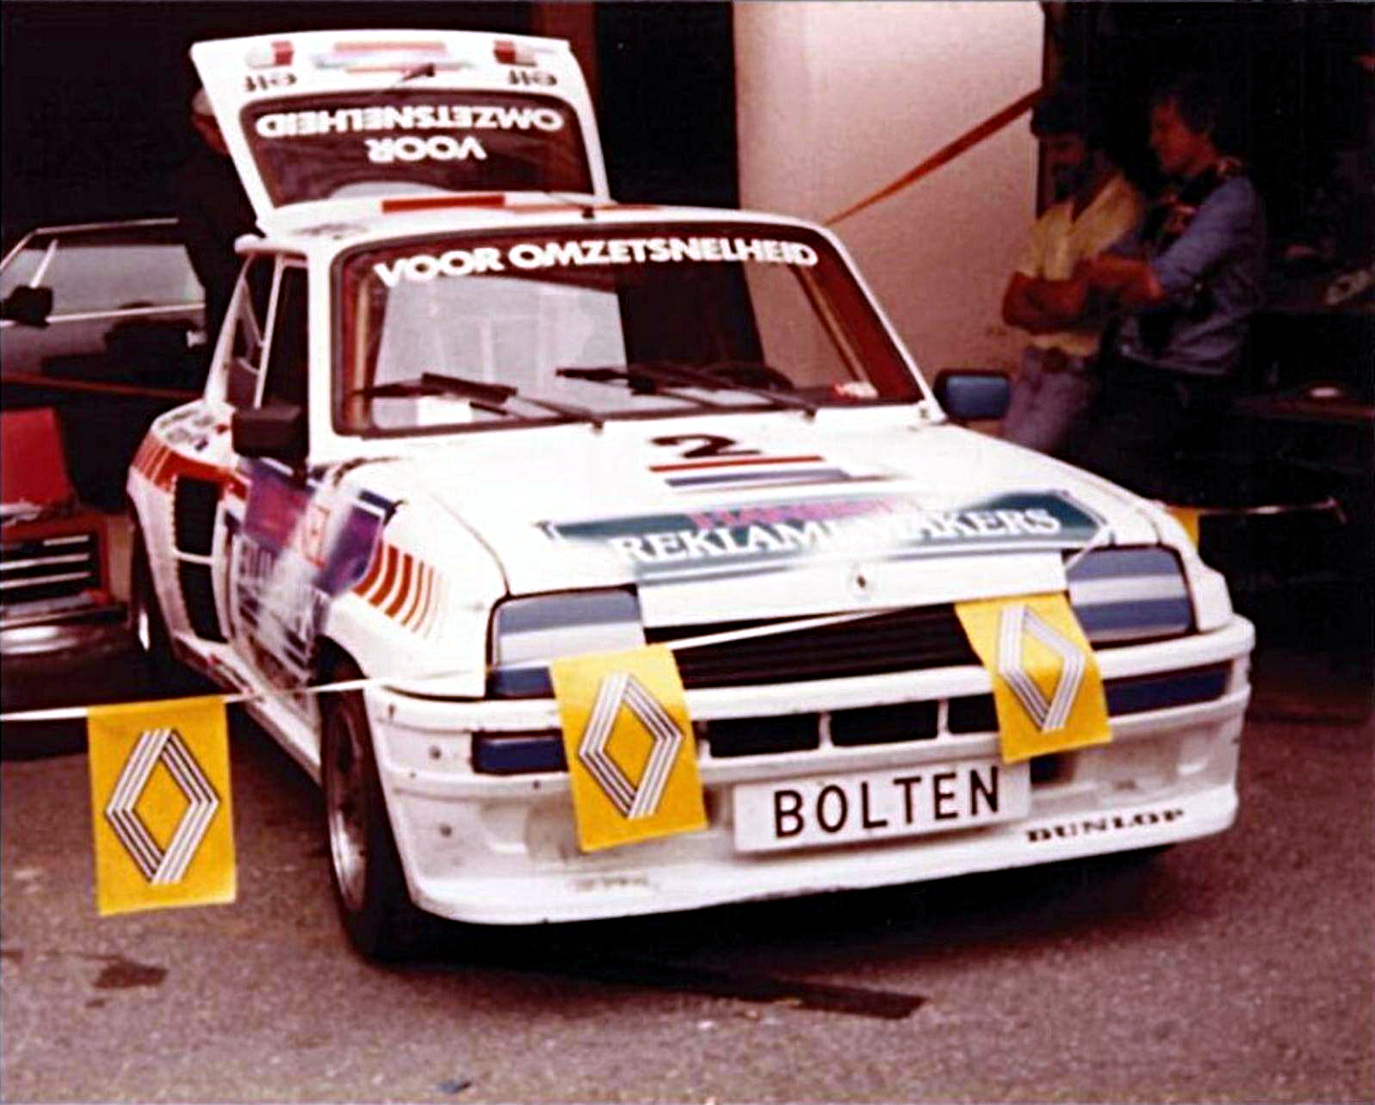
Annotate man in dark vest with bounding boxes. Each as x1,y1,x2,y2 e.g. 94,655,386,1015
1068,74,1267,499
169,89,256,353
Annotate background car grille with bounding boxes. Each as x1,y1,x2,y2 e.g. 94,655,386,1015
0,531,102,608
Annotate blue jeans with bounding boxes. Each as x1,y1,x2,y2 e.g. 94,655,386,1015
1002,346,1098,457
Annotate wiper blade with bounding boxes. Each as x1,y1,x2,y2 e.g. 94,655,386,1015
560,361,819,416
557,364,728,410
354,372,601,426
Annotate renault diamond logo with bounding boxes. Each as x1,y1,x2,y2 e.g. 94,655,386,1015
577,671,685,819
997,603,1086,733
104,727,221,884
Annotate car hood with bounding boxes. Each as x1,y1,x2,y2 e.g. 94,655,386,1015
369,409,1166,626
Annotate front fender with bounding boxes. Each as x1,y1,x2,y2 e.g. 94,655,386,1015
319,495,506,699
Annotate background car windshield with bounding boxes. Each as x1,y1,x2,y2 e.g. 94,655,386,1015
0,224,202,316
335,223,920,434
242,90,592,206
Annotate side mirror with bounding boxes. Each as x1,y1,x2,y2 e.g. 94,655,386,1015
0,285,54,327
934,370,1010,422
232,404,307,467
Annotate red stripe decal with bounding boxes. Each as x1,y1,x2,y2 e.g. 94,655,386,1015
354,542,385,596
650,454,826,473
384,553,416,619
400,563,428,628
368,545,400,606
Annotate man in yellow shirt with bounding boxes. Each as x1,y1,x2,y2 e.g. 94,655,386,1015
1001,85,1143,456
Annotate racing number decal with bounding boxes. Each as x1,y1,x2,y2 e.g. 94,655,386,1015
651,434,761,460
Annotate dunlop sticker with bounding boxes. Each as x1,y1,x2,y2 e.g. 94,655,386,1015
954,592,1111,764
87,696,236,916
550,646,706,852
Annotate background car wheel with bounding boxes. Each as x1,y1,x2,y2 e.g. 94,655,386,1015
321,658,419,960
129,525,183,689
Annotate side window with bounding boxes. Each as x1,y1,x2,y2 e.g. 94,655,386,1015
260,266,309,410
225,257,274,408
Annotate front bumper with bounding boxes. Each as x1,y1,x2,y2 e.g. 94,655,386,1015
365,616,1253,925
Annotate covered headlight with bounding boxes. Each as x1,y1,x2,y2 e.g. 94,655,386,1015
1066,546,1195,643
488,589,644,698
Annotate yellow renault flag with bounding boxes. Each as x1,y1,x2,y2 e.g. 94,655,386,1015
550,645,706,852
954,592,1111,764
87,695,235,916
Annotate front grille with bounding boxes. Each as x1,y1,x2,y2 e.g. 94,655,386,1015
470,663,1232,774
0,531,102,607
706,714,820,758
652,605,979,690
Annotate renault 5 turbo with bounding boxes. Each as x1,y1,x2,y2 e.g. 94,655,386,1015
127,30,1253,957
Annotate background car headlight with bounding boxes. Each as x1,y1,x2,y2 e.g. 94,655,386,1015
488,589,644,698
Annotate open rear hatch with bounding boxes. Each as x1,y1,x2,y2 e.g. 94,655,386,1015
191,29,608,223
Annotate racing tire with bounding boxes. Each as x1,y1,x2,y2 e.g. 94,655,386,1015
321,658,420,961
129,525,183,690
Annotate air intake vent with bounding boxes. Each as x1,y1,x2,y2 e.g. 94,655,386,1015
177,562,225,642
174,478,220,556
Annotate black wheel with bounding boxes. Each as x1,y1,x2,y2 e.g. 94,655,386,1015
129,525,182,688
321,658,419,960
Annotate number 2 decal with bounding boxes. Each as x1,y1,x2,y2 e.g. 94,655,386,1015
651,434,761,460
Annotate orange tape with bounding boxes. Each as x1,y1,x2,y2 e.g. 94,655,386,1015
825,88,1041,226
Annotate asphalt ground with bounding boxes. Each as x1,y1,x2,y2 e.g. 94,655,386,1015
1,644,1371,1104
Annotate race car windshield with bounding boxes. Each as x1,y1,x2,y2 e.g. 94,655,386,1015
335,223,923,436
241,90,592,206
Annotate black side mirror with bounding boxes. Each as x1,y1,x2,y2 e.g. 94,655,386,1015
934,370,1011,422
232,404,307,467
0,285,54,327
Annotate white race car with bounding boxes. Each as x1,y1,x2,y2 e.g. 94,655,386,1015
130,30,1252,957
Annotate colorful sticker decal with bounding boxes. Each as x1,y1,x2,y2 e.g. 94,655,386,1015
255,103,563,138
953,592,1111,764
131,434,243,497
542,491,1103,583
373,237,819,287
353,541,442,635
309,40,466,74
232,461,410,691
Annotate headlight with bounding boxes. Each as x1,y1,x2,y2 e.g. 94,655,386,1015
488,589,644,698
1066,546,1194,643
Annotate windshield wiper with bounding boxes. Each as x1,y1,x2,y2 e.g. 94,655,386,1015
557,365,729,411
559,361,819,417
354,372,603,427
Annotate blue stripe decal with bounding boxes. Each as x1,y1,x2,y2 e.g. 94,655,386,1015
488,665,554,698
472,733,567,775
495,591,641,635
1075,598,1192,635
666,468,854,487
1068,547,1181,581
1106,665,1228,715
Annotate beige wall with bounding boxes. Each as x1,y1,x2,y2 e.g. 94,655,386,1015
736,2,1043,378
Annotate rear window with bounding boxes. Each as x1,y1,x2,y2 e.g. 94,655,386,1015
240,89,593,205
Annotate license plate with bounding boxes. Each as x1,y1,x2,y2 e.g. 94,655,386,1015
732,757,1030,853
